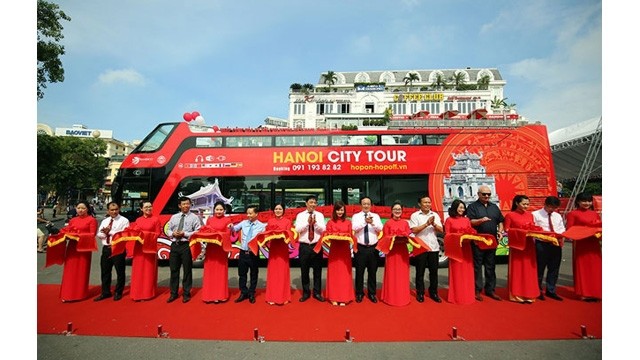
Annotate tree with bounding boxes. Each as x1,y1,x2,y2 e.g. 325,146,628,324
491,96,508,110
322,71,338,92
37,134,108,205
301,83,315,94
37,0,71,101
431,73,447,90
449,71,466,90
289,83,302,91
477,75,491,90
403,72,419,91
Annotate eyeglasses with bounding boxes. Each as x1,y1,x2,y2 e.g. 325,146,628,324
480,193,491,196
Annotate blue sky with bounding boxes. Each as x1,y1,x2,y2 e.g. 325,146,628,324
34,0,603,142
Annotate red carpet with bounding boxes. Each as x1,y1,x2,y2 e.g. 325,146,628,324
37,284,601,342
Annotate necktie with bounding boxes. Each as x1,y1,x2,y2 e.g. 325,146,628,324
178,214,185,232
308,212,314,241
548,213,554,232
106,218,114,244
363,213,370,245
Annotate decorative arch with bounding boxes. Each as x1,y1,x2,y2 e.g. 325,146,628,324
454,70,470,82
404,70,422,82
380,71,396,83
354,72,371,83
428,70,446,83
336,72,347,85
476,69,495,81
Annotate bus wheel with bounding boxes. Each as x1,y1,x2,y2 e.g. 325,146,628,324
437,234,448,268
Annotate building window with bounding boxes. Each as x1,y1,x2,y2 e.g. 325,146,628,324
365,102,374,114
338,103,350,114
391,102,406,115
294,103,305,115
317,103,333,115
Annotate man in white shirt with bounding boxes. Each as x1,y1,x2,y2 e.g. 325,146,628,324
532,196,566,301
94,202,130,302
294,195,326,302
410,195,444,303
351,196,383,303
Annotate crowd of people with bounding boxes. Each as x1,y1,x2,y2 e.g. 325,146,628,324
43,189,602,306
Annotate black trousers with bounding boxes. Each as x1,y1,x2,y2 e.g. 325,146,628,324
298,243,323,295
99,245,126,296
169,241,193,297
471,241,497,294
238,251,259,296
414,251,439,295
536,240,562,294
354,245,378,296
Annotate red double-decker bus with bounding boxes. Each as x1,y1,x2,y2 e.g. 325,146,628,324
111,121,557,266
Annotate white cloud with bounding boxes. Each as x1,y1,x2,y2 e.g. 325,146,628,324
97,68,146,86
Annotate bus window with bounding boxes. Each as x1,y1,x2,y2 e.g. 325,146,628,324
195,137,223,148
136,123,177,152
331,176,382,206
225,177,274,213
226,136,273,147
275,176,328,209
382,176,429,209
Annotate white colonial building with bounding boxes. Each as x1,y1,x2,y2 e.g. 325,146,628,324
287,68,521,129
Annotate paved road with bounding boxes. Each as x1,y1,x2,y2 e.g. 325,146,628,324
36,206,603,359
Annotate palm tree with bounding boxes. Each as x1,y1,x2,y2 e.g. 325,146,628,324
491,96,508,110
477,75,490,90
301,83,314,94
431,73,447,90
449,71,466,90
403,72,419,91
322,71,337,92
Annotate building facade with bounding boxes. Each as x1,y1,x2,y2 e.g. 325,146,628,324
287,68,520,129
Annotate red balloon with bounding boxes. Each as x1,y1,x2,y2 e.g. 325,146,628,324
183,112,193,122
191,111,200,119
212,125,219,132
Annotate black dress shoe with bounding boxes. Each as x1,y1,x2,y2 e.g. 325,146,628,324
313,293,325,302
355,294,363,303
475,292,484,301
167,295,178,303
249,295,256,304
94,294,111,302
368,294,378,303
235,294,248,303
487,293,502,301
546,292,563,301
430,294,442,303
537,294,546,301
299,293,310,302
416,293,425,302
182,294,191,303
113,293,122,301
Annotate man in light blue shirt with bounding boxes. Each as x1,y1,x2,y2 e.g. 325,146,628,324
232,205,265,303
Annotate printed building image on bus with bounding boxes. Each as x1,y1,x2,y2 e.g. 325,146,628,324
111,121,557,266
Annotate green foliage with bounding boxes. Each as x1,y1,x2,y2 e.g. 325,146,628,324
37,0,71,101
37,134,108,199
289,83,302,91
477,75,491,90
341,124,358,130
322,71,338,91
